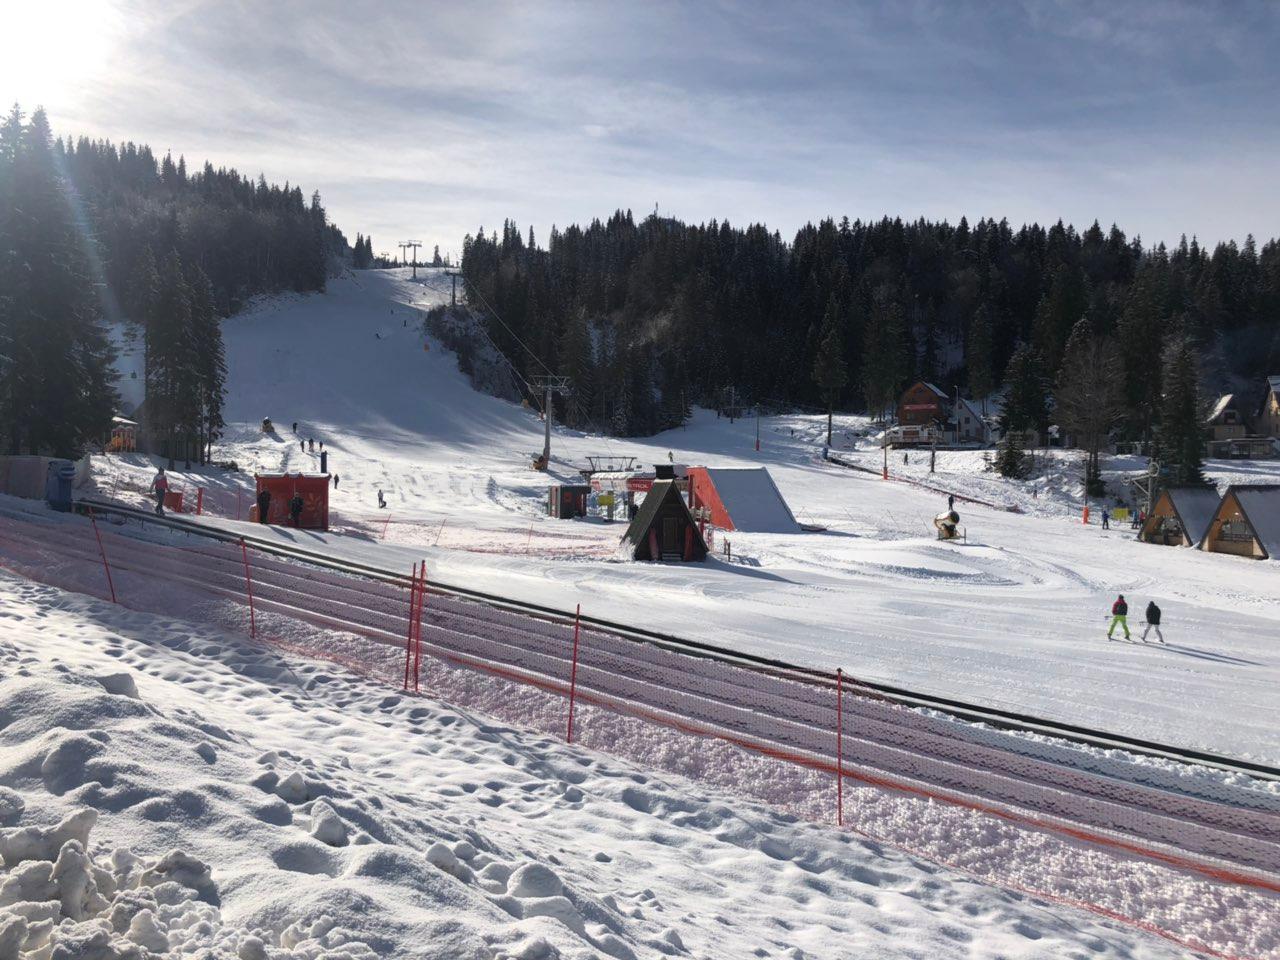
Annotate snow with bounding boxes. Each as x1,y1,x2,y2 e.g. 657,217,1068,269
77,267,1280,767
701,467,800,533
3,574,1236,959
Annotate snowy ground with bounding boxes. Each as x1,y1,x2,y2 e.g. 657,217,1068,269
4,574,1237,960
85,268,1280,764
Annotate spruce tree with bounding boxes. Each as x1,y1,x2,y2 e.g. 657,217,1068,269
1054,318,1125,497
812,296,848,446
967,302,996,414
999,342,1049,437
1157,337,1207,486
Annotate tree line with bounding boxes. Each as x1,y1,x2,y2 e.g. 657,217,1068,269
0,104,350,461
460,211,1279,486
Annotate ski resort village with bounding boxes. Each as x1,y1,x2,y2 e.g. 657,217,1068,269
2,4,1280,959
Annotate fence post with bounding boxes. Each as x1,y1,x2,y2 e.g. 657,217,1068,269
240,538,256,639
566,604,582,743
196,488,204,516
403,562,418,690
836,668,844,827
413,560,426,692
88,508,117,604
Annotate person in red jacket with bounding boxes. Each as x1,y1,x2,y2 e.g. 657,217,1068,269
1107,594,1130,640
149,468,169,516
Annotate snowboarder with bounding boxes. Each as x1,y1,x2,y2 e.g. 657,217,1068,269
149,468,169,516
1101,507,1110,530
1142,601,1165,644
1107,595,1130,640
256,488,271,524
288,492,304,528
377,489,386,509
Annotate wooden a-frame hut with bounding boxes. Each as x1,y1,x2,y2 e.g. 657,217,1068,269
1138,487,1221,547
1200,484,1280,560
618,479,708,562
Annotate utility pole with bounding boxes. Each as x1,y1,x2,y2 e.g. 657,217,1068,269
397,242,409,266
445,270,459,307
532,375,571,469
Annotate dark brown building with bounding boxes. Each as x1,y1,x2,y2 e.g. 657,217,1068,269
897,382,950,427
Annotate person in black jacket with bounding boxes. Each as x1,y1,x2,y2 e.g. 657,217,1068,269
289,492,305,528
1142,601,1165,644
256,488,271,524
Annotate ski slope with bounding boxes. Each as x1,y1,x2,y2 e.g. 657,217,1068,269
92,268,1280,763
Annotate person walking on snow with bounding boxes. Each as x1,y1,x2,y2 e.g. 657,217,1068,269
332,474,339,488
1142,601,1165,644
256,488,271,524
300,439,305,452
1108,594,1130,640
288,492,304,528
947,494,955,511
1101,507,1110,530
149,468,168,516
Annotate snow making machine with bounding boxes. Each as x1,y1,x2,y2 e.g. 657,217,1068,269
934,509,962,541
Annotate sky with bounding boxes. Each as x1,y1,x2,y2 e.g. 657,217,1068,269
3,0,1278,260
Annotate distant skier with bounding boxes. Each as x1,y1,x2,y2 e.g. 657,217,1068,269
1142,601,1165,644
947,494,955,511
289,492,304,528
377,489,386,509
1101,507,1111,530
308,439,315,453
149,468,168,516
332,474,340,488
300,439,305,452
904,453,909,465
1107,594,1130,641
256,488,271,524
319,442,324,453
292,421,298,434
1130,508,1141,529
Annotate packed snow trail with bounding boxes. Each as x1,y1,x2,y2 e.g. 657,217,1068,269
88,268,1280,765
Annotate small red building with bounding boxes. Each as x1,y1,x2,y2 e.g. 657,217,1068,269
254,473,330,529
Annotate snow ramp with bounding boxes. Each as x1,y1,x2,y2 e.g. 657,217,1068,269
689,466,800,533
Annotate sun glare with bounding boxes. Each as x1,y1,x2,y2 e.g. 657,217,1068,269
0,0,123,111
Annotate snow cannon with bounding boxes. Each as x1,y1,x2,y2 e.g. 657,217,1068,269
934,510,961,541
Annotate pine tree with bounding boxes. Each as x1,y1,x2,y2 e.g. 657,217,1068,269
1,107,116,456
995,429,1028,479
1117,266,1166,443
967,302,996,414
185,263,226,462
999,342,1049,437
1157,336,1207,486
1054,318,1125,497
812,296,848,445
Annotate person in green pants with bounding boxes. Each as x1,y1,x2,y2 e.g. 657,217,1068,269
1107,594,1130,640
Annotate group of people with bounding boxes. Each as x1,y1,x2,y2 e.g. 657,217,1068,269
1107,594,1165,643
255,487,306,527
1098,505,1147,531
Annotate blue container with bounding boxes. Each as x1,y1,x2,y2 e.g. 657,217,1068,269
45,460,75,512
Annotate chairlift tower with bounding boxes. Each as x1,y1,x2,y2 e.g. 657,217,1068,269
399,241,422,279
533,375,571,469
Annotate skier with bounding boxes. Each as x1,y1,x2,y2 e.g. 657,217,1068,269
288,492,304,528
947,494,955,511
332,474,340,489
300,439,305,452
319,442,324,453
377,489,386,509
1130,506,1141,530
1107,594,1131,641
292,421,298,434
149,468,169,516
903,453,909,465
256,488,271,524
1101,507,1110,530
1142,601,1165,644
308,439,315,453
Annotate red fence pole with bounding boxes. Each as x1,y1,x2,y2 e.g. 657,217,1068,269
413,560,426,692
88,509,117,604
240,538,257,639
836,667,844,827
566,604,582,743
403,562,418,689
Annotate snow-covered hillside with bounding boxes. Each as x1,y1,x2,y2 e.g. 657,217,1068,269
86,268,1280,763
3,575,1215,960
